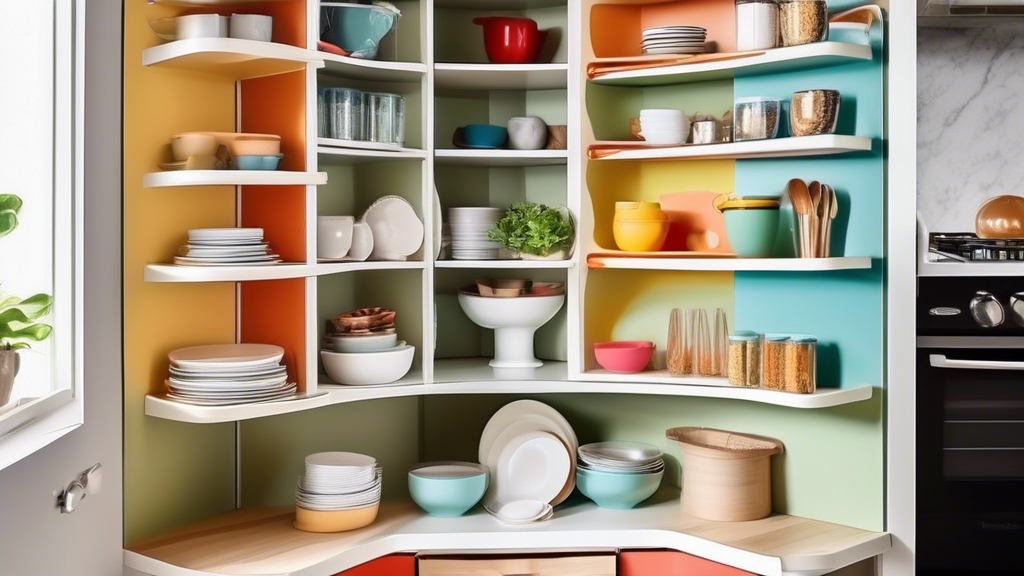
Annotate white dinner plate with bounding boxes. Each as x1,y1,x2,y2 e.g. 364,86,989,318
188,228,264,240
169,343,284,369
362,196,424,261
306,452,376,470
433,186,443,261
643,47,707,54
484,431,570,508
479,400,578,463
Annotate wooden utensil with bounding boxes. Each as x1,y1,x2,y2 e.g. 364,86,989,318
787,178,812,258
808,181,822,258
825,184,838,257
816,184,830,258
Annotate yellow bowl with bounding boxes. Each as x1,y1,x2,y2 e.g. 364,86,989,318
293,503,379,533
613,219,670,252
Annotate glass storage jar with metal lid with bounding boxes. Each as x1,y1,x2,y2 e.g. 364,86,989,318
761,334,789,390
783,335,817,393
779,0,827,47
735,0,779,51
727,331,760,387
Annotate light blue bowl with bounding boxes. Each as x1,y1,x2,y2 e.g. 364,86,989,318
236,154,282,171
320,3,400,60
723,208,780,258
409,462,488,517
576,467,663,509
461,124,508,149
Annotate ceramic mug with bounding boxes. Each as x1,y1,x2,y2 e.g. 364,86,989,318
175,14,228,39
317,216,354,260
507,116,548,150
348,221,374,261
230,14,273,42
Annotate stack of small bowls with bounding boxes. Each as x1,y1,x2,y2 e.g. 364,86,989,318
294,452,382,533
321,307,415,386
638,109,690,145
576,442,664,509
408,462,489,517
448,207,504,260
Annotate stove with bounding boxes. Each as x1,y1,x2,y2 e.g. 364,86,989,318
929,233,1024,262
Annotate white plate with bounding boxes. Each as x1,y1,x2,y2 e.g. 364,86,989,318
485,431,570,508
186,240,269,247
479,399,578,463
172,258,282,266
306,452,376,470
433,186,443,261
362,196,424,261
643,47,706,54
169,344,284,369
188,228,264,240
643,26,706,34
486,499,552,524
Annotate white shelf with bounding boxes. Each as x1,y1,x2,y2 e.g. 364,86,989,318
143,38,323,80
435,259,575,269
433,358,569,383
144,261,424,283
143,170,327,188
317,140,428,164
435,63,568,91
436,149,568,167
124,490,891,576
591,135,872,162
918,259,1024,277
587,256,873,272
591,42,873,87
322,54,427,83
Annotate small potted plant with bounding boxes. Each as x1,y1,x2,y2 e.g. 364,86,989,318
0,291,52,408
487,202,574,260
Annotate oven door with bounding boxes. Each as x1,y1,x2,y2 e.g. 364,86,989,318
918,339,1024,571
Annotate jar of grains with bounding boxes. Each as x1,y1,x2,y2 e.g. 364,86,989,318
779,0,827,47
783,335,817,394
735,0,779,52
727,332,759,386
761,334,789,391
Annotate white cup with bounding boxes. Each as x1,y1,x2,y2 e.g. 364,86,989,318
317,216,354,260
175,14,229,39
230,14,273,42
348,221,374,262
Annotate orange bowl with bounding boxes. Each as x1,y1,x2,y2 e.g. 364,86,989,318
977,195,1024,239
293,503,379,533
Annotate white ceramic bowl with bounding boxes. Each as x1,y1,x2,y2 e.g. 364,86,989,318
321,345,415,385
639,130,687,145
230,14,273,42
362,196,424,261
174,14,229,40
326,332,399,353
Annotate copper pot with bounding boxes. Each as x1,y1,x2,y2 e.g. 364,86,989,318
976,195,1024,239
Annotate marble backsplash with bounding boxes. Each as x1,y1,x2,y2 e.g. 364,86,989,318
919,26,1024,234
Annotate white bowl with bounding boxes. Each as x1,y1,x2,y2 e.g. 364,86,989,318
639,130,687,145
321,345,415,386
362,196,424,261
174,14,229,40
458,293,564,368
327,333,400,353
318,216,355,260
230,14,273,42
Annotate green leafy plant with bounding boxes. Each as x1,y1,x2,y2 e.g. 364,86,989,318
0,291,53,350
0,195,23,238
488,202,574,257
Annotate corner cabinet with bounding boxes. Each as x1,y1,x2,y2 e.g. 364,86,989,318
122,1,895,575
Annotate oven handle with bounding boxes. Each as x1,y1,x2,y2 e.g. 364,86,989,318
930,354,1024,371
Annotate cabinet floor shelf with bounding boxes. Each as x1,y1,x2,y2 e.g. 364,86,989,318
124,489,891,576
435,63,569,90
143,170,327,188
590,135,872,162
144,261,424,283
587,255,873,271
321,54,427,83
436,149,569,167
142,38,323,80
435,259,575,269
590,42,873,87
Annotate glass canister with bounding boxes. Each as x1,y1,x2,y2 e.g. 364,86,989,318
779,0,828,47
783,335,817,393
761,334,789,390
735,0,779,52
321,87,364,141
734,97,781,141
391,93,406,146
365,92,393,144
727,331,759,387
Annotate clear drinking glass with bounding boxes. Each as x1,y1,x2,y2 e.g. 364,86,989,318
391,94,406,146
713,308,729,377
330,87,363,142
696,309,714,377
317,89,328,138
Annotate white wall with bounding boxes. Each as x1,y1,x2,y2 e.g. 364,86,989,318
0,1,123,574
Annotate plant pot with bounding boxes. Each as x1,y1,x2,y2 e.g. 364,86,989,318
0,349,20,408
520,249,567,261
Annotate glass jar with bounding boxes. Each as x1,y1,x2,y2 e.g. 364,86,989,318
783,335,817,393
733,97,781,141
727,331,759,387
322,87,364,142
779,0,828,47
735,0,779,52
762,334,789,390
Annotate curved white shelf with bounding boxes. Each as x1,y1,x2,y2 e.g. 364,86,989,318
587,256,873,271
143,170,327,188
435,63,568,90
144,261,424,283
435,259,575,269
591,135,873,162
143,38,323,80
318,144,428,165
124,492,891,576
322,54,427,83
591,42,873,87
436,149,568,167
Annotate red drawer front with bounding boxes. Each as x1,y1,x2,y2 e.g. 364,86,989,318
334,554,416,576
620,551,755,576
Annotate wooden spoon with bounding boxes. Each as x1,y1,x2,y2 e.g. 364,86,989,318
817,185,830,258
808,181,822,258
787,179,811,258
825,184,838,257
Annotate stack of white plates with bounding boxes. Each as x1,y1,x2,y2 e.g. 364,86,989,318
448,207,504,260
295,452,382,511
641,26,707,55
478,400,578,524
166,343,296,406
577,441,665,473
175,228,281,266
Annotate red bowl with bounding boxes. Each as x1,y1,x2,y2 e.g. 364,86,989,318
473,17,546,64
594,341,655,373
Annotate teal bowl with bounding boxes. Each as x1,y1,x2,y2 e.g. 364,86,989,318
235,154,282,171
320,3,400,60
576,467,663,509
461,124,508,149
723,208,780,258
409,462,488,517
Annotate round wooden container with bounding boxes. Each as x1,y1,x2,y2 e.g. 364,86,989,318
666,427,784,522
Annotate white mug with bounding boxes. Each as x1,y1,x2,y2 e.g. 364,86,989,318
507,116,548,150
317,216,354,260
230,14,273,42
348,221,375,262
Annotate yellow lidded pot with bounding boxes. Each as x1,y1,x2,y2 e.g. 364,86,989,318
613,201,670,252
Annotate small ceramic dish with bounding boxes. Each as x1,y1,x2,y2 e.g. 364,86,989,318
476,278,530,298
326,332,399,353
293,502,379,533
235,154,283,171
330,307,396,334
320,344,415,386
576,467,663,510
409,462,489,517
227,138,282,158
453,125,508,149
171,133,219,161
594,341,655,373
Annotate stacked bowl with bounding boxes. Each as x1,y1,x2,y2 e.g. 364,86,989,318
321,307,415,386
638,109,690,146
448,207,504,260
576,442,664,509
294,452,382,533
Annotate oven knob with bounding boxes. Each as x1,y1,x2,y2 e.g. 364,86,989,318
971,291,1005,328
1010,293,1024,327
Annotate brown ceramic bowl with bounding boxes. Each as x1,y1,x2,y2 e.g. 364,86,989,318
977,195,1024,239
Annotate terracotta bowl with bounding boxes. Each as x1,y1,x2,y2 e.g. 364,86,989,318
594,341,655,373
293,503,379,533
976,195,1024,239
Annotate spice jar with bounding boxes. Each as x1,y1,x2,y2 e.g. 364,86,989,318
736,0,779,52
727,332,759,387
762,334,788,390
733,97,781,141
783,335,816,394
779,0,828,47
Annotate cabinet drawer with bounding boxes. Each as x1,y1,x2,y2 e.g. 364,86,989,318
420,553,616,576
619,551,755,576
333,554,416,576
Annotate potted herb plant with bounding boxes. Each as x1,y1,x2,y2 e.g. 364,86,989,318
487,202,575,260
0,291,52,407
